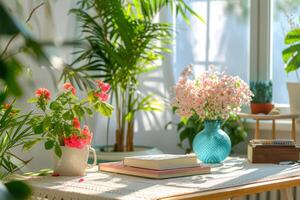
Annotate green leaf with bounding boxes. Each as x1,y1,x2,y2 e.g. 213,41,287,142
282,28,300,74
23,140,40,151
43,116,51,132
125,112,133,121
5,180,32,200
282,44,300,63
84,107,93,116
27,98,38,103
44,140,54,150
94,102,113,117
0,4,22,35
49,101,61,110
62,111,74,120
33,123,43,134
55,144,62,158
179,129,189,142
74,105,85,117
285,28,300,44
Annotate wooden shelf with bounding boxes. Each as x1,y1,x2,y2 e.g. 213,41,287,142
238,113,300,140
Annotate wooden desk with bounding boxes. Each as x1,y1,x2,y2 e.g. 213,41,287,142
161,176,300,200
27,157,300,200
238,113,300,140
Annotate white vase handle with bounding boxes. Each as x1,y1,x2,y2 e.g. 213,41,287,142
88,146,97,168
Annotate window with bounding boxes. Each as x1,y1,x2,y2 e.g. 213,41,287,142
174,0,250,82
271,0,300,104
173,0,300,105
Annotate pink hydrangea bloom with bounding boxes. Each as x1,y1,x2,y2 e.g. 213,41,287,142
63,82,76,95
172,66,253,120
35,88,51,100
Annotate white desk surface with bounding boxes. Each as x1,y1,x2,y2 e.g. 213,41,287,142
27,157,300,200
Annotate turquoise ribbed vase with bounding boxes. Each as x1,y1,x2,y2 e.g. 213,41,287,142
192,120,231,163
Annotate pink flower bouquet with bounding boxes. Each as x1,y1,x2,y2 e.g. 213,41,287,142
27,81,113,157
172,66,253,120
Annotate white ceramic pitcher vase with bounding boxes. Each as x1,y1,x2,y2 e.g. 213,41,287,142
54,145,97,176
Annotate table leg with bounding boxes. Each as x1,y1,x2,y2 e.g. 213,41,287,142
292,118,296,141
280,188,294,200
255,120,260,139
272,119,276,139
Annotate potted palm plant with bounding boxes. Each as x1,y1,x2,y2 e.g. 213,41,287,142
282,20,300,114
62,0,203,158
250,80,273,114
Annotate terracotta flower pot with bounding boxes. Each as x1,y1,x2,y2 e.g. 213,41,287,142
250,103,274,114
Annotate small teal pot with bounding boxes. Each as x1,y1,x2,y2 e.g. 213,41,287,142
192,120,231,163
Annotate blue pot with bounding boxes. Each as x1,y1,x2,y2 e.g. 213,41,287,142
192,120,231,163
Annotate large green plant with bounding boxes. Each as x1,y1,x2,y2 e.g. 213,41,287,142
282,19,300,76
0,104,35,180
62,0,203,151
167,114,248,154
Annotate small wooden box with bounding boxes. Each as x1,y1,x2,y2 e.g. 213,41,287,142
248,144,300,163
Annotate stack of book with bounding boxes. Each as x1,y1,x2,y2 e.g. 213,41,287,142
248,139,300,163
99,154,211,179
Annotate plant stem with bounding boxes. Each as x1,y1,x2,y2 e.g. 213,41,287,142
114,87,124,151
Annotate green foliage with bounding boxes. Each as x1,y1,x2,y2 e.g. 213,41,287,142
61,0,202,150
0,103,35,180
0,2,53,104
167,114,248,154
282,25,300,75
27,87,113,157
250,80,273,103
3,180,32,200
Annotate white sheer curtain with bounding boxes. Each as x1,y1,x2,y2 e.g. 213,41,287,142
173,0,250,82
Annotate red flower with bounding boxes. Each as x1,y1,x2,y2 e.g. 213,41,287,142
81,125,92,145
4,104,11,109
64,135,86,149
52,173,60,177
35,88,51,100
95,80,110,92
94,92,109,102
73,118,80,129
78,178,85,182
63,82,76,95
64,126,92,148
